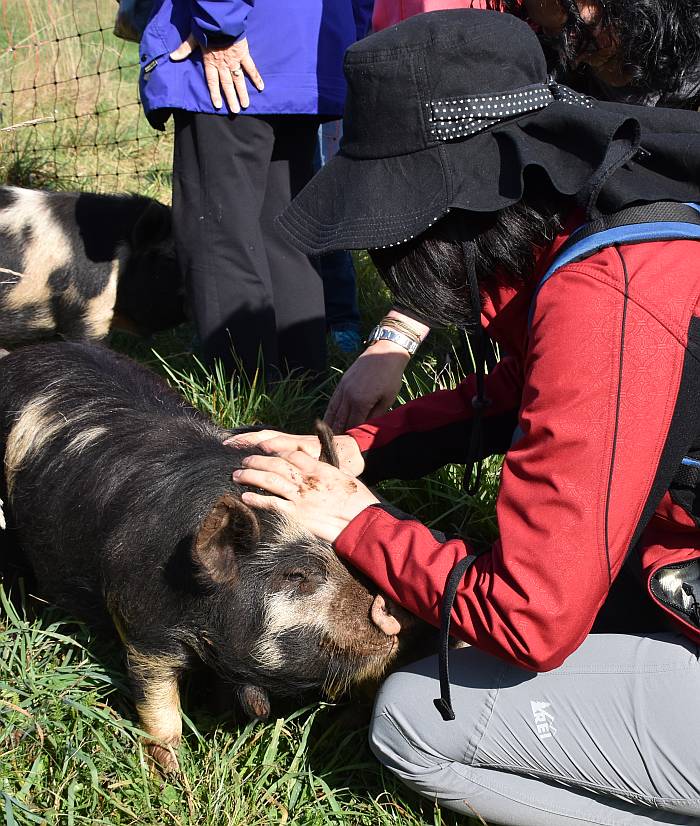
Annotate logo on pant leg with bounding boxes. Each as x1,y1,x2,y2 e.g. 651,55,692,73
530,700,557,740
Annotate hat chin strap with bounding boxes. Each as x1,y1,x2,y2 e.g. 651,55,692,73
433,242,490,722
462,241,490,495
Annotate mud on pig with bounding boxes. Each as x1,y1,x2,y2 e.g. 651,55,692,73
0,342,412,771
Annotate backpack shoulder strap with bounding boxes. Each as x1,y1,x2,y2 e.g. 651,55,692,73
528,202,700,327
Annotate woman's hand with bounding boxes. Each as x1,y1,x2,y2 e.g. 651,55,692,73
232,451,379,544
324,339,410,433
170,34,264,112
225,430,365,477
325,311,430,433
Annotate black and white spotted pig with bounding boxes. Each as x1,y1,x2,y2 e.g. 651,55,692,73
0,186,184,348
0,342,410,772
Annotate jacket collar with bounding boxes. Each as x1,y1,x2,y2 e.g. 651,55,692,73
480,210,584,357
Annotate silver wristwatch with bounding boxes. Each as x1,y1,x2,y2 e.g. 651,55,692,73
366,325,420,355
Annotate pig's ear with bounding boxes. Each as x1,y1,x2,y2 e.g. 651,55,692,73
193,494,260,585
132,200,172,249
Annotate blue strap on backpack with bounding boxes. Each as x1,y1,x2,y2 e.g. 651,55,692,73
529,202,700,328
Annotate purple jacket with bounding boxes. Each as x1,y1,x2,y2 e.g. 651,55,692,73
140,0,373,126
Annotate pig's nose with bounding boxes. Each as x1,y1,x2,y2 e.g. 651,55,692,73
370,594,402,636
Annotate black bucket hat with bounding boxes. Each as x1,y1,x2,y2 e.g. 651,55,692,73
278,9,700,255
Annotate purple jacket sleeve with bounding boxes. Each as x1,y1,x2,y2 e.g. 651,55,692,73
352,0,374,39
189,0,254,47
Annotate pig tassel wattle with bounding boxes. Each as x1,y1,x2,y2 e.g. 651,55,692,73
315,419,340,468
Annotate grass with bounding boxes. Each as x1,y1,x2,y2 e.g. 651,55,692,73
0,4,504,822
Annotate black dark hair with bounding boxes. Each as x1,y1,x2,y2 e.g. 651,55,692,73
490,0,700,108
370,190,568,329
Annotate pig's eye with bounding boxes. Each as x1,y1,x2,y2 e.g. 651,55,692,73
285,571,308,584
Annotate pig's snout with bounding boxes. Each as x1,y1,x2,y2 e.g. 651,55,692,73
370,594,402,636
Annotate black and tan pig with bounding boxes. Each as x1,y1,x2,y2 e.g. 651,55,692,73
0,186,184,348
0,342,411,771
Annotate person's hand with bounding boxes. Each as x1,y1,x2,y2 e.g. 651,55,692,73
225,430,365,477
232,451,379,544
170,34,264,112
324,339,410,433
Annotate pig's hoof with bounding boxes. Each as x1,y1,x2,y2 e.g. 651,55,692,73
147,741,181,775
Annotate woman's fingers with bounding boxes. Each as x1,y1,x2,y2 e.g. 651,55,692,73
233,466,300,500
241,491,292,513
230,64,248,109
284,450,324,475
203,58,223,108
225,431,322,459
220,70,241,112
233,452,334,499
239,454,305,483
233,452,321,499
241,53,264,91
225,429,283,448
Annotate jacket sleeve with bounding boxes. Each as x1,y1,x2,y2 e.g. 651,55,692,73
336,254,692,670
347,355,522,484
189,0,254,46
352,0,374,39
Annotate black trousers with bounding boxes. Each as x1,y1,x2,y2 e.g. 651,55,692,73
172,112,326,380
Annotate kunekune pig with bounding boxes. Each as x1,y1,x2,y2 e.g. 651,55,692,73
0,186,184,348
0,342,408,771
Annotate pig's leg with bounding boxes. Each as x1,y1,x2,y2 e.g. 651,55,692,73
127,647,185,773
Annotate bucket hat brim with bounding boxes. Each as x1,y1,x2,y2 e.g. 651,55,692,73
279,104,642,255
279,146,448,256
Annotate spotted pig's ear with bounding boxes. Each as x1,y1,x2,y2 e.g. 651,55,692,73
193,494,260,585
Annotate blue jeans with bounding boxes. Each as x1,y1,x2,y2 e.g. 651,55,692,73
314,122,360,330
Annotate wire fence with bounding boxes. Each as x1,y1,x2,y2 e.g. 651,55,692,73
0,0,172,199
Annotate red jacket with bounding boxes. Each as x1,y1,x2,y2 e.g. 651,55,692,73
336,217,700,671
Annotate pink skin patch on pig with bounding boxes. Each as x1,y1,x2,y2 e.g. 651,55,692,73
371,594,402,637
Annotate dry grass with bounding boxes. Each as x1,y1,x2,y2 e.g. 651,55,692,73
0,0,172,197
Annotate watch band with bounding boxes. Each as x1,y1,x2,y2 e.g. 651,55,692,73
366,325,420,355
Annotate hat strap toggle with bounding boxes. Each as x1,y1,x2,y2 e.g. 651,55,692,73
428,82,592,142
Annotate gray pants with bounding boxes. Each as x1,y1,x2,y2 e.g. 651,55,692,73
370,633,700,825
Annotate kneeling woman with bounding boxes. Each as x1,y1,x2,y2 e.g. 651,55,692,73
229,10,700,825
